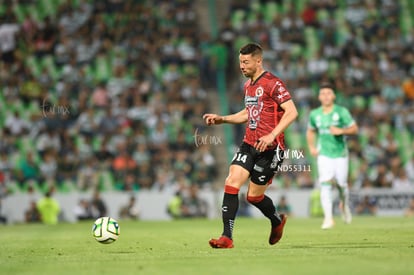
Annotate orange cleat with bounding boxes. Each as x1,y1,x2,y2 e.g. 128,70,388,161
269,214,287,245
209,235,234,249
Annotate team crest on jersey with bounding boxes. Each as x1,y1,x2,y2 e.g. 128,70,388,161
255,87,264,97
332,112,340,126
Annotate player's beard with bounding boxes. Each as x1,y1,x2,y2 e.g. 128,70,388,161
242,68,254,78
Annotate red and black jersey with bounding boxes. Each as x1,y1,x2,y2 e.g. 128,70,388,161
243,71,292,150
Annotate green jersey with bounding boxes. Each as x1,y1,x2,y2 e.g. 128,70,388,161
308,104,355,158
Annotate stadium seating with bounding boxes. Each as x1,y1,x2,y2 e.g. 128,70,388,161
1,0,413,194
0,0,216,194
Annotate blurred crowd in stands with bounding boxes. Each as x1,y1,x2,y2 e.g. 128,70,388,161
0,0,218,198
0,0,413,203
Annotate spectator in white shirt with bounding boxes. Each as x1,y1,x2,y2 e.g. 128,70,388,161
0,21,20,63
36,129,61,156
5,111,30,136
392,168,413,190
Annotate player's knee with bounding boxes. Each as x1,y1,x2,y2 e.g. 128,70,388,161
246,194,264,204
224,175,242,194
224,175,242,189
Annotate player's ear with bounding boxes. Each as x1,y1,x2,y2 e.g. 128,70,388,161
255,56,262,67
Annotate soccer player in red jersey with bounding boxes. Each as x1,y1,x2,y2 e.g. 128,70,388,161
203,43,298,248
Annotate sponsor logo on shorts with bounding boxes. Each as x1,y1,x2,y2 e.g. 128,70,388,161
253,164,264,172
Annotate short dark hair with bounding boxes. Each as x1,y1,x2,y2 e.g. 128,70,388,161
239,43,263,56
320,82,335,91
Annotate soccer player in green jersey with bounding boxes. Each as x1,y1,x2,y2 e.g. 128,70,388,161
306,83,358,229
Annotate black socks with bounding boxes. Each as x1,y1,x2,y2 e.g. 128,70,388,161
221,192,239,239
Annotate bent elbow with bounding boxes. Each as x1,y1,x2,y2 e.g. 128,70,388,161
292,109,299,121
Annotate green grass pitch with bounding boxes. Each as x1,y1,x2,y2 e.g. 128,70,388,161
1,217,413,275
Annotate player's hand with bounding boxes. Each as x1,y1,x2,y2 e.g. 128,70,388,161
255,133,274,152
202,113,224,125
330,126,344,136
309,146,318,157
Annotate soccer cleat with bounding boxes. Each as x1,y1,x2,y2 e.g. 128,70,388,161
321,218,335,230
339,201,352,224
269,214,287,245
209,235,234,249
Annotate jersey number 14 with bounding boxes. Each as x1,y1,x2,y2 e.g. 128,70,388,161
233,153,248,163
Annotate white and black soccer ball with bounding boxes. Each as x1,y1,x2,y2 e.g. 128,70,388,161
92,217,120,244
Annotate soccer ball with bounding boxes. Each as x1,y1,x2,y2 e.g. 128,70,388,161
92,217,120,244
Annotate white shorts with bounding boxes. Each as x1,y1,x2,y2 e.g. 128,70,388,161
317,155,348,187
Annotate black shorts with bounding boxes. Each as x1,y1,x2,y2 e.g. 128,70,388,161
230,142,284,185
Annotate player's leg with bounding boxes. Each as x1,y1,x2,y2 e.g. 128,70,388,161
209,164,249,248
318,155,335,229
246,148,286,244
334,157,352,224
246,180,287,244
246,181,281,227
222,164,250,238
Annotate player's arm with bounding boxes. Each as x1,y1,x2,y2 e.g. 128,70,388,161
270,99,298,138
330,123,358,136
330,107,358,135
203,109,248,125
306,128,318,157
255,99,298,152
